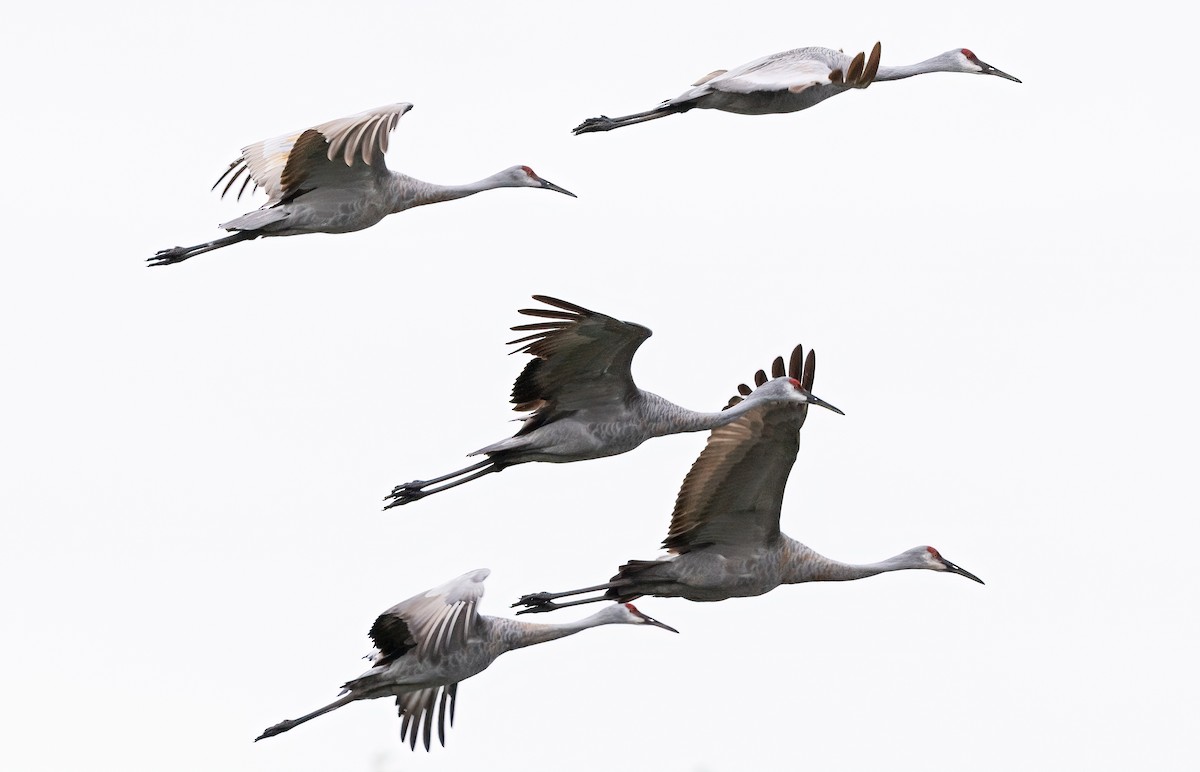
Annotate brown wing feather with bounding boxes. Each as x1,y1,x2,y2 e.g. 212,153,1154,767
506,295,652,425
277,129,329,202
663,404,806,554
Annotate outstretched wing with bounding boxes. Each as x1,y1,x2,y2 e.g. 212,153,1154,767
211,102,413,203
368,568,488,667
506,295,652,428
397,683,458,751
665,346,819,555
705,44,880,96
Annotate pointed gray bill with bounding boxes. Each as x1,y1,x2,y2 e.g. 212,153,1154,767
944,559,985,584
537,177,578,198
636,610,680,633
808,393,845,416
980,61,1021,83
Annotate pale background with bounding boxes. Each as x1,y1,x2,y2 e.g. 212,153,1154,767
3,1,1197,770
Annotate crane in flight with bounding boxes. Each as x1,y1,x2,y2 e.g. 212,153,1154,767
254,568,676,750
384,296,842,508
513,346,983,613
151,103,575,266
573,43,1020,134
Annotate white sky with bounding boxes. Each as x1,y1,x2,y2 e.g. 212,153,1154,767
3,2,1197,770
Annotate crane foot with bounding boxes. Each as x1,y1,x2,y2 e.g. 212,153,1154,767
383,483,427,509
148,247,192,267
511,592,557,613
254,719,295,741
572,116,616,135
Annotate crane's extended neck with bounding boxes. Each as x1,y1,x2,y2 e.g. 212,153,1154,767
389,170,518,211
637,389,792,436
493,607,630,652
873,52,962,82
780,539,927,583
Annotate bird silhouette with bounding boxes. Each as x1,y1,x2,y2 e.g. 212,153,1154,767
254,569,676,750
514,346,982,613
385,296,842,508
151,103,575,266
573,43,1020,134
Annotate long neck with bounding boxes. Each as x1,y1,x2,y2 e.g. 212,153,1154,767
387,170,513,211
637,390,768,435
490,611,618,654
873,53,958,82
779,538,921,583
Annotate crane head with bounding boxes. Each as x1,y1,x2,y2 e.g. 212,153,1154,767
746,376,845,415
918,546,985,584
958,49,1021,83
503,165,578,197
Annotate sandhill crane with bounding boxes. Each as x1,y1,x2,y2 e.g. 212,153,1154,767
150,103,575,266
384,296,843,508
513,346,982,614
255,568,675,750
573,43,1020,134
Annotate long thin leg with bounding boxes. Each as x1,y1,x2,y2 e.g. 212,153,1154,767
512,580,628,614
572,102,692,135
384,460,499,509
514,594,622,615
149,230,259,267
255,693,359,741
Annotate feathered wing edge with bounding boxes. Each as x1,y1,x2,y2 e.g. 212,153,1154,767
505,294,651,417
398,683,459,751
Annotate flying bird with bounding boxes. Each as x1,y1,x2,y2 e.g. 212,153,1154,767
254,568,676,750
384,296,843,508
151,103,575,266
513,346,983,614
573,43,1020,134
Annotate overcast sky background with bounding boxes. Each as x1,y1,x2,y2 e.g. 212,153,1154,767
3,2,1197,770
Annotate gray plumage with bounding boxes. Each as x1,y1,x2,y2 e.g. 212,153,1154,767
513,348,983,614
254,569,676,751
385,296,843,508
573,43,1020,134
150,103,575,266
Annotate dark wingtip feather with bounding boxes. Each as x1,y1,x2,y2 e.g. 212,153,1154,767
529,295,595,316
789,345,803,380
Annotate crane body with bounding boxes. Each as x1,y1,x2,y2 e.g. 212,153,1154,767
514,347,983,614
255,569,676,750
152,104,574,265
573,44,1020,134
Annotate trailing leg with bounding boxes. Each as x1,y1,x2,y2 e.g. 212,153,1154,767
383,459,500,509
149,230,259,266
572,102,692,135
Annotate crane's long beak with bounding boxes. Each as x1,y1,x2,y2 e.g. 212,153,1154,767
807,393,845,416
943,559,985,584
536,176,577,198
979,60,1021,83
645,615,680,633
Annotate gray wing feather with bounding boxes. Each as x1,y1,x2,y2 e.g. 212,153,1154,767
369,569,488,665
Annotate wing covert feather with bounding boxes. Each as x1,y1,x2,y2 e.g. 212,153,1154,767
369,569,487,665
212,103,412,203
507,296,652,418
663,405,805,554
